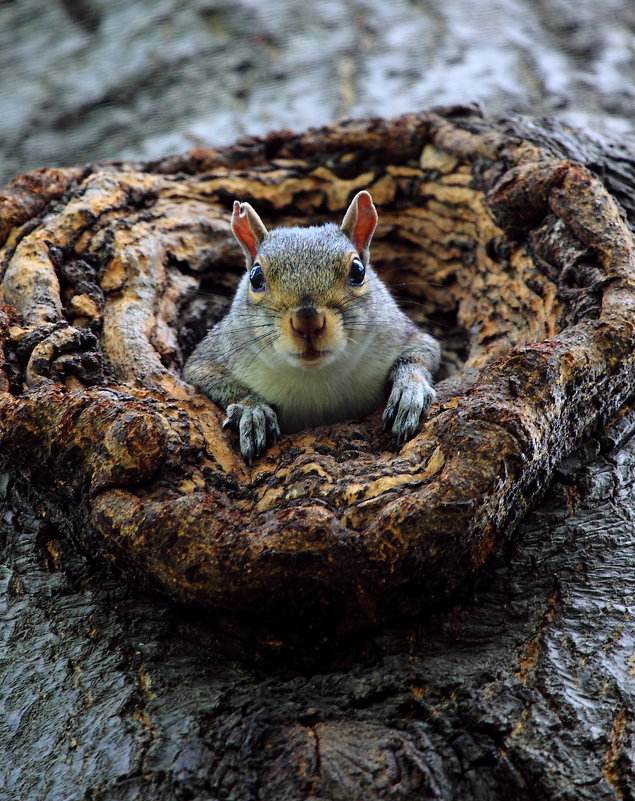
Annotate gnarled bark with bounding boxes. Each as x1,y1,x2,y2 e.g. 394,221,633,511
4,107,635,801
1,110,635,636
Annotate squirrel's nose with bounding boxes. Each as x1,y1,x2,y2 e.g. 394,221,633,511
291,307,326,339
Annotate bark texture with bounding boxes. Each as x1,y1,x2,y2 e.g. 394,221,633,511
2,109,635,631
2,108,635,800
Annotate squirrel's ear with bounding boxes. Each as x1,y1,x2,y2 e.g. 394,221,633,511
231,200,268,265
341,191,378,259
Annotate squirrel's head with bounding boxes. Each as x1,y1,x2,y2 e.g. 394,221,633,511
231,191,378,368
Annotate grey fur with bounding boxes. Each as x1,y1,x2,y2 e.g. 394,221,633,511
383,357,436,445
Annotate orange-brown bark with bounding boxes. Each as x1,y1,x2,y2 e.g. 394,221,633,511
1,111,634,631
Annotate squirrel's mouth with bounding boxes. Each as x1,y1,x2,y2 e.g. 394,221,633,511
296,346,328,362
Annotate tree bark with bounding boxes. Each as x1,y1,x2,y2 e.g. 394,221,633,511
2,107,635,800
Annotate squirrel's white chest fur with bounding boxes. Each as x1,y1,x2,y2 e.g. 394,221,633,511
233,335,396,433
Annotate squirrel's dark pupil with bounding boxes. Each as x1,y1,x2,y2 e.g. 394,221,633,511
349,258,365,285
249,264,265,290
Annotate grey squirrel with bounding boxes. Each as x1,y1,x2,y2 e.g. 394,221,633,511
184,191,440,463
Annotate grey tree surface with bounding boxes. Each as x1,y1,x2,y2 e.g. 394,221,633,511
2,0,635,185
2,3,635,801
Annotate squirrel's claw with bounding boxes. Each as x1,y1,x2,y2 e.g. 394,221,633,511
222,405,241,431
266,412,281,443
383,369,435,446
224,400,280,464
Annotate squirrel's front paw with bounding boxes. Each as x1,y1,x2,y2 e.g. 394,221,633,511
222,400,280,464
383,367,435,445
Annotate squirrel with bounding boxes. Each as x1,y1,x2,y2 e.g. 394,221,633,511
184,191,441,463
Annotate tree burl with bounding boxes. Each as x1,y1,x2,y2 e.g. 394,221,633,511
1,108,634,636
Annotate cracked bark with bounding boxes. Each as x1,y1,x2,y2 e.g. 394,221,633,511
2,108,635,800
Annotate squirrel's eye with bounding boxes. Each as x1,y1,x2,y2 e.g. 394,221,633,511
249,263,266,291
348,257,365,286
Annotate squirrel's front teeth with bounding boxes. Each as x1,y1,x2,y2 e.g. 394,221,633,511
296,347,326,362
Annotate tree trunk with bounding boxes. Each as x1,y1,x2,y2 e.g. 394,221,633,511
2,107,635,800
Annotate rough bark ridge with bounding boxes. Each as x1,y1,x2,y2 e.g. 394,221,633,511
1,110,635,635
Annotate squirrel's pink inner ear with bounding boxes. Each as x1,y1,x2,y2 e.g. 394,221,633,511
350,191,378,254
231,202,259,262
